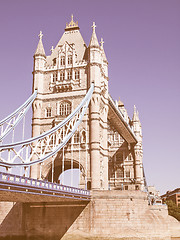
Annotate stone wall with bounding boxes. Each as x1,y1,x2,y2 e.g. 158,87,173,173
62,190,180,240
0,190,179,240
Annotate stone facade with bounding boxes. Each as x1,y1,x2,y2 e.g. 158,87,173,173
0,191,179,240
31,16,144,191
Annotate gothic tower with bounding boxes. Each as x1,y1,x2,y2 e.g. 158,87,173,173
31,16,144,191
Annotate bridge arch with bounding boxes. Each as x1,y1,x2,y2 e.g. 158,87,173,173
42,152,86,186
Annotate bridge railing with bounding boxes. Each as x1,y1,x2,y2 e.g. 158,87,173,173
0,172,90,200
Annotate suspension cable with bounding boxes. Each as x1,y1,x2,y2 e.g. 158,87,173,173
62,146,64,185
21,115,26,176
52,157,54,183
40,163,42,180
71,134,74,187
0,90,37,142
85,109,88,190
0,85,94,169
78,127,81,188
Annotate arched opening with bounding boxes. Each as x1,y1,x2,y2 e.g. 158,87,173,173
43,153,86,188
59,169,80,188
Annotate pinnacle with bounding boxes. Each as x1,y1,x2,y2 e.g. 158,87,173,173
132,105,140,122
89,22,99,48
118,97,124,107
34,31,46,57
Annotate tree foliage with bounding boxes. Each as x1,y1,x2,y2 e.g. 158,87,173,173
166,200,180,221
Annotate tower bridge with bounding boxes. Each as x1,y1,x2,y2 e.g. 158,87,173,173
0,16,178,240
30,15,144,191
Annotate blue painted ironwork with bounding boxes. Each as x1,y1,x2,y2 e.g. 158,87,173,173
0,172,90,201
0,85,94,167
0,90,37,142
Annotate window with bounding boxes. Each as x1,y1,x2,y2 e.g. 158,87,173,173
128,154,132,160
59,101,71,116
74,132,80,143
60,71,65,81
125,186,128,190
116,168,123,178
53,72,58,82
46,107,52,117
81,130,86,143
126,170,130,178
53,58,56,66
75,70,80,79
68,55,72,65
60,56,65,66
67,71,72,80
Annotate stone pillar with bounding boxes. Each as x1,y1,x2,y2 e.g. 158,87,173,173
90,86,101,190
134,147,143,184
132,106,144,190
101,99,109,190
30,99,42,179
30,49,46,179
88,23,102,190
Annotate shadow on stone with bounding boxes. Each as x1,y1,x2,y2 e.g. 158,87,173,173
0,201,88,240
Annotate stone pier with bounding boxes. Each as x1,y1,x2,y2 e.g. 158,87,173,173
0,190,180,240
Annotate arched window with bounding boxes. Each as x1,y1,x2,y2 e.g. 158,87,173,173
125,170,130,179
59,101,71,116
53,58,56,66
74,132,80,143
81,130,86,143
60,56,65,66
68,55,72,65
75,70,80,79
45,107,52,117
67,71,72,80
53,72,58,82
60,71,65,81
116,168,123,178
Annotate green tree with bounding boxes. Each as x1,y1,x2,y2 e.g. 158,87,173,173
166,200,180,221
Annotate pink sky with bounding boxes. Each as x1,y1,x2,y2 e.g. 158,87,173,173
0,0,179,194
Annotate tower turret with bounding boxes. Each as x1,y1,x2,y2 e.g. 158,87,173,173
88,22,102,190
100,38,108,77
132,105,144,190
31,31,46,179
33,31,46,93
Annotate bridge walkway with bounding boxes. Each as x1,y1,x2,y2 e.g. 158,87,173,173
0,172,90,202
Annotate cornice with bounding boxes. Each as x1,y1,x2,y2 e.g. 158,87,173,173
33,70,44,74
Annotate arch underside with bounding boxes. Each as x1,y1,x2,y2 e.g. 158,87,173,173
42,152,85,183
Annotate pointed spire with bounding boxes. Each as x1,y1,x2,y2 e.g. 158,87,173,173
34,31,46,57
50,46,54,53
100,37,108,62
89,22,99,47
118,97,124,107
132,105,139,122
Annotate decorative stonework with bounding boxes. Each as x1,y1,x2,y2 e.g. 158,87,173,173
32,17,144,191
65,15,79,31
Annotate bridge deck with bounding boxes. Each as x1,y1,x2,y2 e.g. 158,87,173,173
108,95,137,144
0,172,90,202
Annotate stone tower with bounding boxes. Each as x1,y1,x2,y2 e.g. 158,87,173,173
31,16,144,191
